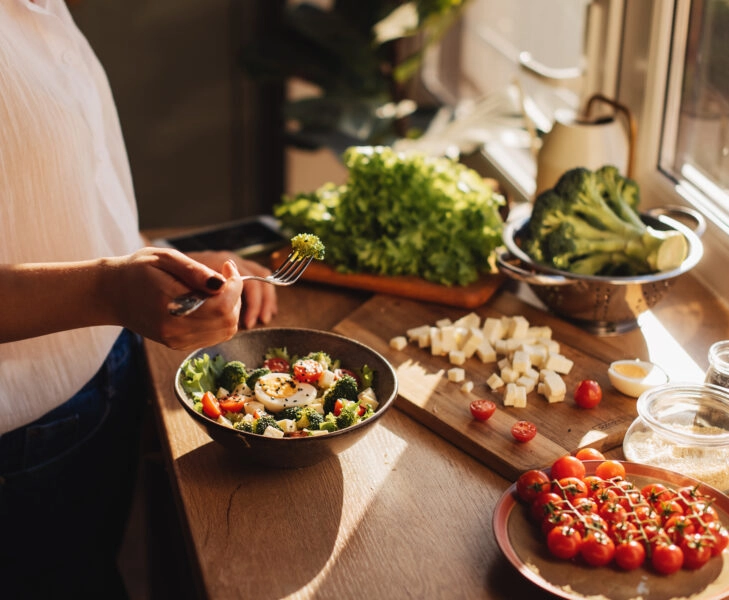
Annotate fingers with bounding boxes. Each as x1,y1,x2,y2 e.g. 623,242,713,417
152,247,227,295
236,258,278,329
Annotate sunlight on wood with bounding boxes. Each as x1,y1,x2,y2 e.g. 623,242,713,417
637,311,705,381
393,359,445,409
578,429,609,447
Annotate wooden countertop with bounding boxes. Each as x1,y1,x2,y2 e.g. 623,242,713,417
143,271,729,600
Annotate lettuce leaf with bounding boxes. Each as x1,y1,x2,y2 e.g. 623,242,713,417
180,353,226,401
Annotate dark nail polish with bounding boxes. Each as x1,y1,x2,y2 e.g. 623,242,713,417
206,276,224,291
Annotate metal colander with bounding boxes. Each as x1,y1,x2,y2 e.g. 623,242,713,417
496,206,705,335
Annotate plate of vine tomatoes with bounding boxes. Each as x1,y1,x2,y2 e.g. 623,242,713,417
493,457,729,600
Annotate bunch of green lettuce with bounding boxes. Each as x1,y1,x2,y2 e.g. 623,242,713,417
274,146,505,286
179,353,226,401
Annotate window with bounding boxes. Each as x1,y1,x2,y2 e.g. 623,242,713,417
425,0,729,298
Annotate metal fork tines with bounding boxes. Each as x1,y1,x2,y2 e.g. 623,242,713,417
168,253,314,317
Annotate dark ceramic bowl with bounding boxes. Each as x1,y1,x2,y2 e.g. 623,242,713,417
174,327,398,468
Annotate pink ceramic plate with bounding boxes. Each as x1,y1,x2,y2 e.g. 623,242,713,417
493,461,729,600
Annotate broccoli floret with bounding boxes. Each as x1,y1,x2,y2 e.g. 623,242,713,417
276,406,303,422
217,360,248,393
255,415,282,435
301,351,334,370
290,233,325,260
322,374,359,415
296,406,324,431
522,167,688,275
233,420,254,433
246,367,271,389
319,413,339,432
335,401,362,429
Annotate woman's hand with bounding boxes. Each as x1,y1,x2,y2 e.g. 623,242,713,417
186,251,278,330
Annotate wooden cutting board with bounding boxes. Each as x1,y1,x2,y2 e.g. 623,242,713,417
270,249,505,309
333,292,640,482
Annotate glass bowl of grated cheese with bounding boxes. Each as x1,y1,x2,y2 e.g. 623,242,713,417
623,382,729,493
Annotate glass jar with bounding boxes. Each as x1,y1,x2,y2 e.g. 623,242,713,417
705,340,729,389
623,382,729,492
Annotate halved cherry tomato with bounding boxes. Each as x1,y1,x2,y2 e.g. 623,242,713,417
263,357,290,373
218,395,247,413
293,358,323,383
333,399,344,416
201,391,222,419
574,379,603,408
511,420,537,442
470,399,497,422
516,469,551,503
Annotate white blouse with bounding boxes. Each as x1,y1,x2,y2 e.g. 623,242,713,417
0,0,143,433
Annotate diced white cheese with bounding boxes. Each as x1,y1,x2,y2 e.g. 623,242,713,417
449,350,466,366
430,327,445,356
503,382,526,407
461,328,484,358
528,325,552,340
307,429,329,436
453,312,481,330
540,369,567,403
497,357,511,371
358,387,379,410
406,324,430,341
448,367,466,382
500,365,519,384
244,400,266,417
276,418,297,433
475,339,497,363
389,335,408,351
539,339,561,354
460,381,474,393
486,372,504,390
482,317,505,344
544,353,574,374
507,315,530,339
263,426,285,438
440,325,458,353
318,369,337,389
516,375,536,394
511,350,531,374
435,317,453,328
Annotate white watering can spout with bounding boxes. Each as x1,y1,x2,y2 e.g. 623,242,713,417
534,94,637,197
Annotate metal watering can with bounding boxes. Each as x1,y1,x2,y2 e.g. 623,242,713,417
535,94,637,196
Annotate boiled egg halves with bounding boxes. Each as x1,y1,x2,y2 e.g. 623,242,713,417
254,372,317,412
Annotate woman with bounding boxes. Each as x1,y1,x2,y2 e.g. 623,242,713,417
0,1,277,597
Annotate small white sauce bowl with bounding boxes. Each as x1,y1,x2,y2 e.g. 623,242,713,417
608,359,668,398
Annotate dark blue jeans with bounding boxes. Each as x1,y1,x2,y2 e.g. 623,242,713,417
0,329,146,600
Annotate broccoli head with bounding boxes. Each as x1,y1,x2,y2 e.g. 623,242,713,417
276,406,303,422
296,406,324,431
233,420,254,433
335,401,363,429
290,233,325,261
255,415,282,435
522,167,688,275
322,374,359,415
246,367,271,389
217,360,248,393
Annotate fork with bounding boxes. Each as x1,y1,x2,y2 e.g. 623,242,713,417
168,252,315,317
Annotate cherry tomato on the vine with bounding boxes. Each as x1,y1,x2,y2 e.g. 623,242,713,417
470,399,497,422
515,469,551,504
652,543,684,575
614,539,646,571
550,455,586,481
575,447,606,461
511,420,537,442
574,379,603,408
595,460,626,480
547,525,582,560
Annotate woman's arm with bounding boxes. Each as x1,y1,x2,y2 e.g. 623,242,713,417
0,247,251,350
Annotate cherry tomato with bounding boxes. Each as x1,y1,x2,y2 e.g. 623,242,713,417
614,539,646,570
335,368,361,386
680,533,712,570
664,515,697,544
642,483,674,505
516,469,551,504
293,358,323,384
595,460,626,480
575,447,606,461
218,395,246,413
263,357,290,373
654,499,684,521
511,420,537,442
651,543,684,575
599,501,628,526
551,455,586,480
574,379,603,408
333,399,344,416
469,399,497,422
541,511,575,536
201,391,222,419
553,476,589,502
530,491,566,522
547,525,582,560
580,530,616,567
705,521,729,556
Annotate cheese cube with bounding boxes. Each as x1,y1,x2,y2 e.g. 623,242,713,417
528,325,552,339
389,335,408,351
544,353,574,374
516,375,536,394
436,318,453,328
497,357,511,371
482,317,505,344
448,367,465,383
406,324,430,342
430,327,446,356
461,327,484,358
453,312,481,330
476,339,497,363
540,369,566,403
500,365,519,383
448,350,466,366
358,388,379,410
486,372,504,390
440,325,458,353
460,381,474,393
503,382,527,407
276,418,297,433
263,426,285,438
507,315,530,339
511,350,531,374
